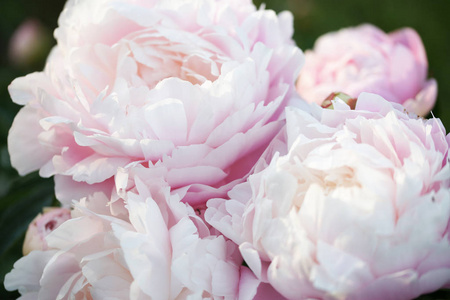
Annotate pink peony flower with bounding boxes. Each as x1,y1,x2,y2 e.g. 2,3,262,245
296,24,437,116
206,93,450,299
8,0,304,209
22,207,71,255
6,178,257,299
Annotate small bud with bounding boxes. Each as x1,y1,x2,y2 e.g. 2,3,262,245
321,92,357,109
8,19,53,70
23,207,71,255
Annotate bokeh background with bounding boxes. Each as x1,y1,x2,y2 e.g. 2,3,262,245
1,0,449,298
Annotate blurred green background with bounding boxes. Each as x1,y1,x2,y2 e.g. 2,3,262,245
0,0,449,299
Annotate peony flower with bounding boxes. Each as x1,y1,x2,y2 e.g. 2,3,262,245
296,24,437,116
206,93,450,299
8,0,304,209
5,178,257,299
22,207,71,255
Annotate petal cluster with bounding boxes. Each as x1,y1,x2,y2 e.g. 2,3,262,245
206,93,450,299
5,181,249,299
296,24,437,116
115,177,244,299
8,0,304,208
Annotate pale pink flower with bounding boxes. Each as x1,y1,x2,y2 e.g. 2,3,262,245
206,93,450,299
8,0,304,209
22,207,71,255
296,24,437,116
5,180,256,299
4,193,134,299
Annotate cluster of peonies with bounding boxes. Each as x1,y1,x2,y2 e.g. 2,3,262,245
4,0,449,299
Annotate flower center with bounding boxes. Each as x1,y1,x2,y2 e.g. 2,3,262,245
129,31,224,88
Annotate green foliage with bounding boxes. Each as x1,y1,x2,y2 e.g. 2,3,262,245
0,171,55,299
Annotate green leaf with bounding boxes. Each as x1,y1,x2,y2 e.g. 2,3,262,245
0,172,55,298
415,289,450,299
0,174,54,255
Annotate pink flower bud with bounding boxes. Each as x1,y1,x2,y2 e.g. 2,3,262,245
8,19,52,69
321,92,357,109
22,207,71,255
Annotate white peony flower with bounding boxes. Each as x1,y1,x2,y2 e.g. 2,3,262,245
6,180,254,299
206,93,450,299
8,0,304,209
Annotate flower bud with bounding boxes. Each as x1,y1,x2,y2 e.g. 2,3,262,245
23,207,71,255
8,19,52,69
321,92,357,109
